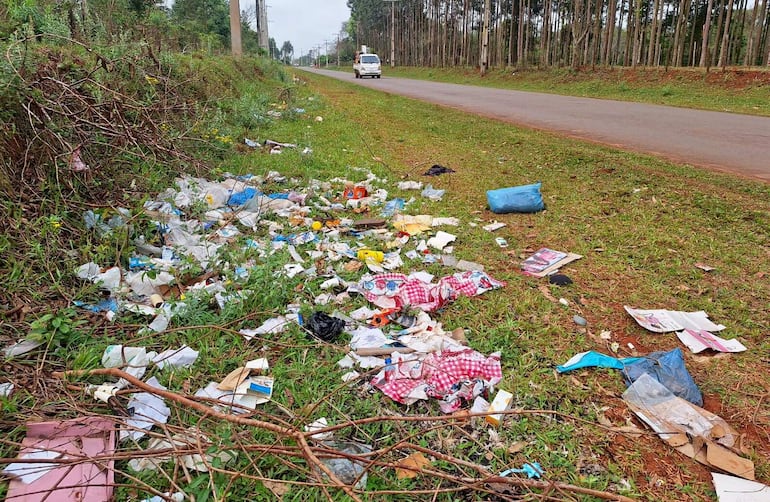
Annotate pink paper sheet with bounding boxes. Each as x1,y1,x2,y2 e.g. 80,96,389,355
5,417,115,502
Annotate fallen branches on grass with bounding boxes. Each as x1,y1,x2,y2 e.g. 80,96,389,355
52,367,638,501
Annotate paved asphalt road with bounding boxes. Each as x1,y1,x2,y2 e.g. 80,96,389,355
303,67,770,182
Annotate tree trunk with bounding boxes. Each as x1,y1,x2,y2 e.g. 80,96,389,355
480,0,491,73
591,0,603,65
743,0,759,64
631,0,642,66
672,0,690,66
700,0,714,66
712,0,726,66
647,0,661,65
602,0,616,65
541,0,553,66
718,0,734,67
514,0,524,66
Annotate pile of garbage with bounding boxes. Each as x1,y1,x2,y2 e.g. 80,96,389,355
3,166,519,499
3,162,764,500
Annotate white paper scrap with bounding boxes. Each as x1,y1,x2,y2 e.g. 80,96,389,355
245,358,270,371
676,329,747,354
3,449,63,484
153,345,199,369
349,326,389,350
426,231,457,251
121,376,171,441
712,472,770,502
624,306,726,333
482,221,506,232
304,417,333,440
240,316,290,341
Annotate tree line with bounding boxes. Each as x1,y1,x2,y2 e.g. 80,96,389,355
347,0,770,68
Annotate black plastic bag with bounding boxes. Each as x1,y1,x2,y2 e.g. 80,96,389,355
423,164,455,176
307,312,345,342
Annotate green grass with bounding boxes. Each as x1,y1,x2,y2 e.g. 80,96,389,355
330,64,770,117
1,56,768,502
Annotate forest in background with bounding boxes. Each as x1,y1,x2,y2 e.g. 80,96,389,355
347,0,770,68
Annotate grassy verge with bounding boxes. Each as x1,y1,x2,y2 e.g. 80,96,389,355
297,71,770,499
1,50,768,502
330,64,770,117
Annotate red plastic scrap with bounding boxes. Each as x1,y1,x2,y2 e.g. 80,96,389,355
5,417,116,502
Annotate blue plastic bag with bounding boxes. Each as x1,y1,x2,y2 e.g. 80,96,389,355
486,182,544,214
623,348,702,406
557,348,702,406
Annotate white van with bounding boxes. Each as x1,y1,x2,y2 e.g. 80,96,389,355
353,53,381,79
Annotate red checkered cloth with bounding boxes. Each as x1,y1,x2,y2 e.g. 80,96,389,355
374,349,503,413
360,271,504,312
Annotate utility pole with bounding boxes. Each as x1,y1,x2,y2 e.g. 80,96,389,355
324,40,329,67
480,0,491,75
336,32,341,67
229,0,242,56
384,0,399,68
256,0,269,52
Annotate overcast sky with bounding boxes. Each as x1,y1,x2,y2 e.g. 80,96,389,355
266,0,351,57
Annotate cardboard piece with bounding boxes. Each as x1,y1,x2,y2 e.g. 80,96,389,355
4,417,115,502
623,374,754,479
394,452,431,479
521,248,582,277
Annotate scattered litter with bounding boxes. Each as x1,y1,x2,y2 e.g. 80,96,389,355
676,329,747,354
353,217,386,229
695,262,716,272
4,417,115,501
317,441,371,489
372,349,502,413
487,182,544,214
521,248,582,277
380,198,405,217
141,493,185,502
624,373,754,479
76,263,121,291
307,312,346,342
395,452,431,479
421,184,445,201
482,221,506,232
3,449,63,484
0,382,14,397
486,389,513,426
218,367,251,391
711,473,770,501
624,306,726,333
397,181,423,190
304,417,333,440
244,138,259,148
121,376,171,442
239,316,292,341
152,345,199,369
69,145,89,172
358,271,504,312
495,237,508,248
557,348,703,406
426,231,456,250
548,274,573,286
558,298,569,306
4,338,45,358
500,462,544,479
129,428,234,472
573,315,587,326
102,345,153,387
357,249,384,263
423,164,455,176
